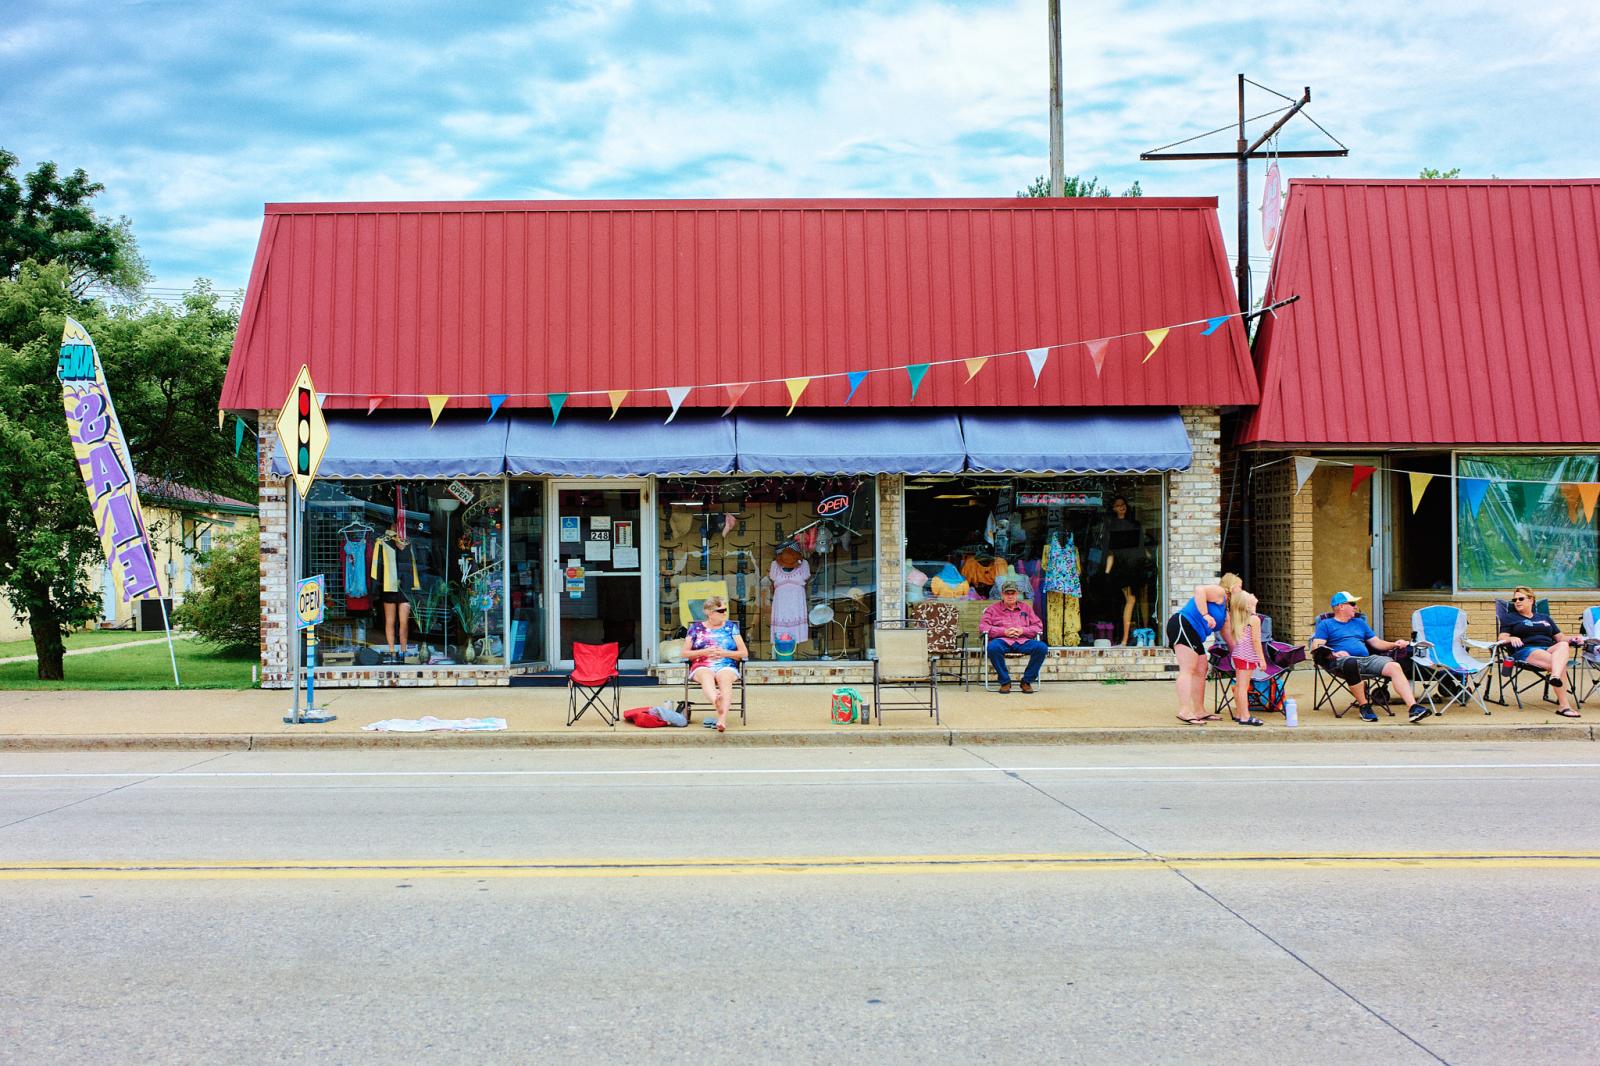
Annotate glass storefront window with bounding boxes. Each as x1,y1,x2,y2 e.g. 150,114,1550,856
1457,454,1599,590
904,476,1163,647
301,479,506,666
657,477,876,661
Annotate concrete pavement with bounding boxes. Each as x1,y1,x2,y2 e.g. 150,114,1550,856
0,671,1593,749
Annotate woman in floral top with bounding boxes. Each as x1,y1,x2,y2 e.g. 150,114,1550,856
682,594,749,732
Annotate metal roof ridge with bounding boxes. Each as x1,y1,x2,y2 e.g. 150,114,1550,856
262,196,1222,215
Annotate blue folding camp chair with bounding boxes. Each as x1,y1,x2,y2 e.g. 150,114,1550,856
1576,607,1600,708
1409,606,1495,716
1310,610,1394,718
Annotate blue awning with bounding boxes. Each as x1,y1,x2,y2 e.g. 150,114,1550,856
505,413,735,476
959,409,1192,473
734,411,966,475
269,414,509,480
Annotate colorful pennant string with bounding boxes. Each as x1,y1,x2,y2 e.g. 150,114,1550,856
1293,456,1319,494
1350,465,1377,494
367,397,384,416
218,408,226,430
722,383,750,417
1026,347,1050,386
784,377,811,416
844,370,869,405
963,357,989,383
1560,483,1583,523
1581,484,1600,523
487,394,507,422
1200,316,1230,337
906,363,931,399
427,395,448,426
234,416,246,457
547,392,568,425
665,386,691,423
1408,472,1434,514
1085,339,1109,378
608,390,628,419
1460,477,1490,518
1142,328,1170,364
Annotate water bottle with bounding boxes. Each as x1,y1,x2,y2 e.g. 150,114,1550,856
1284,697,1298,728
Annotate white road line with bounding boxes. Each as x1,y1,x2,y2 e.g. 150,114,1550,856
0,762,1597,781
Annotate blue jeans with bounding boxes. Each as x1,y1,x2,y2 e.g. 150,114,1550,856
987,638,1047,684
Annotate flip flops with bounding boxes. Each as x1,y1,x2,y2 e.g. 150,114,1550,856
1176,715,1208,725
1231,715,1264,726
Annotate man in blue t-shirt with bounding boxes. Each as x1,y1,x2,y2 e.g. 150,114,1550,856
1311,591,1429,723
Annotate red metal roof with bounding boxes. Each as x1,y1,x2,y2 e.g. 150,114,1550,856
221,198,1256,413
1242,179,1600,446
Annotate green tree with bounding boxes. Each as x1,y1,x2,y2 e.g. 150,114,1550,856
173,528,260,653
0,149,148,298
1418,167,1462,179
1018,174,1144,198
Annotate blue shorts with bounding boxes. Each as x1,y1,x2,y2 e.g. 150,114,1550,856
1509,644,1551,663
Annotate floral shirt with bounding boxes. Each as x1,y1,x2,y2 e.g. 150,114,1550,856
687,620,741,672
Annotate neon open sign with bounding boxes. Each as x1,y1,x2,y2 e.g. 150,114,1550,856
816,494,850,517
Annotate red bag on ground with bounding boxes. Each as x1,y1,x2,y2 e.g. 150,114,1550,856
622,708,668,728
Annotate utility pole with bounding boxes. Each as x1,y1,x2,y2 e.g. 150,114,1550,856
1047,0,1064,196
1141,74,1347,313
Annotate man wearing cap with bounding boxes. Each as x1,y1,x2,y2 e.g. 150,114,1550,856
980,579,1047,694
1311,591,1429,723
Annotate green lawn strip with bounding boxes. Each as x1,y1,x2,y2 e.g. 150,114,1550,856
0,639,256,690
0,629,168,659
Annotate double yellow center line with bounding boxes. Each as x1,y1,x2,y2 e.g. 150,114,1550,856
3,851,1599,880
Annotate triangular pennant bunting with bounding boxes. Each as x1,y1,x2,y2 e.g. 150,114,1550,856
1085,339,1110,377
905,363,931,399
234,416,246,457
963,357,989,383
1351,465,1377,494
664,386,691,423
218,408,226,430
721,383,750,417
547,392,568,424
1460,477,1490,518
784,377,811,416
608,390,628,419
1294,456,1319,494
486,394,507,421
1142,327,1170,364
427,395,449,426
316,393,327,408
1560,483,1583,523
1580,483,1600,523
1200,315,1230,337
1408,472,1434,514
367,396,384,416
1025,347,1050,386
844,370,869,404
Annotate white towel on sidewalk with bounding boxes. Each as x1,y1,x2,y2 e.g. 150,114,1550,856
361,716,507,732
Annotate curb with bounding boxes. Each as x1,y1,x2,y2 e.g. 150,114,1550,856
1,723,1592,752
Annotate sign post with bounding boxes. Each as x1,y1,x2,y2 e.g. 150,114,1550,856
274,365,332,724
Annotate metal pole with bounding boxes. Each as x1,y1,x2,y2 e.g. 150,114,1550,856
157,594,181,687
1236,73,1250,314
1048,0,1064,196
289,480,301,723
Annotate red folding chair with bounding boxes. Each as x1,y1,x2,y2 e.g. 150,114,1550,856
567,642,620,726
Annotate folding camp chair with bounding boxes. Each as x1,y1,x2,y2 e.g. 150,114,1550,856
1212,617,1306,719
1207,640,1238,718
1409,606,1495,716
1488,598,1557,709
1575,607,1600,708
566,641,620,726
910,600,970,690
682,663,747,725
1309,611,1394,718
872,619,939,724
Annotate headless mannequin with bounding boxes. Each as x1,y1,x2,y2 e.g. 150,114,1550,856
378,528,412,663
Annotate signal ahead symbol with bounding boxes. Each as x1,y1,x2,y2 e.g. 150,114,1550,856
274,365,329,498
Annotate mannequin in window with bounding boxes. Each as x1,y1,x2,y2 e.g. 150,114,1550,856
768,544,810,645
1041,530,1081,646
371,522,421,664
1102,496,1151,645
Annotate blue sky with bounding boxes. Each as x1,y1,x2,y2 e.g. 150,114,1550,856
6,0,1598,296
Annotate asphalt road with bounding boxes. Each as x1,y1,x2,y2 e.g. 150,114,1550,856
2,742,1597,1065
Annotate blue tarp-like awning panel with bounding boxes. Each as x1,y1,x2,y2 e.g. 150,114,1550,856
505,413,735,476
734,411,966,475
268,414,510,479
959,409,1192,473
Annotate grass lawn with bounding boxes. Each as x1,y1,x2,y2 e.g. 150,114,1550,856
0,639,257,690
0,628,166,660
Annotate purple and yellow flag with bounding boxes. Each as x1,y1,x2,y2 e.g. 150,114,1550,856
57,317,162,603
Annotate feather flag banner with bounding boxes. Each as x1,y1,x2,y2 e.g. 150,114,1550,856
486,394,507,421
665,386,691,423
1408,472,1434,513
547,392,568,425
1294,456,1319,494
427,395,449,426
906,363,931,398
843,370,868,404
1142,328,1170,364
784,377,811,416
721,383,749,417
963,357,988,383
1026,347,1050,386
1085,339,1109,377
608,390,628,419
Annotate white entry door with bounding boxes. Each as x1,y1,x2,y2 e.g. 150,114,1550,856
546,480,650,670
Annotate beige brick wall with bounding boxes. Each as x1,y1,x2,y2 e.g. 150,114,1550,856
1249,451,1316,641
1165,407,1224,616
875,473,905,622
1383,593,1597,644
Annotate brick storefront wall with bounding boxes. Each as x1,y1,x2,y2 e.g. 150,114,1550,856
1247,450,1316,642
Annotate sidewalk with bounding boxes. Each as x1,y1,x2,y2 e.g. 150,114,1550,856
1,672,1592,750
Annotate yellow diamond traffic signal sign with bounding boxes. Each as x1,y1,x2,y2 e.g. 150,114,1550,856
274,364,329,498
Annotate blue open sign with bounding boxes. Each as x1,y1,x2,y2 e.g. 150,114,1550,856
816,494,849,517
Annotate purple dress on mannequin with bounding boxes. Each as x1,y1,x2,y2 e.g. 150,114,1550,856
769,559,810,643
